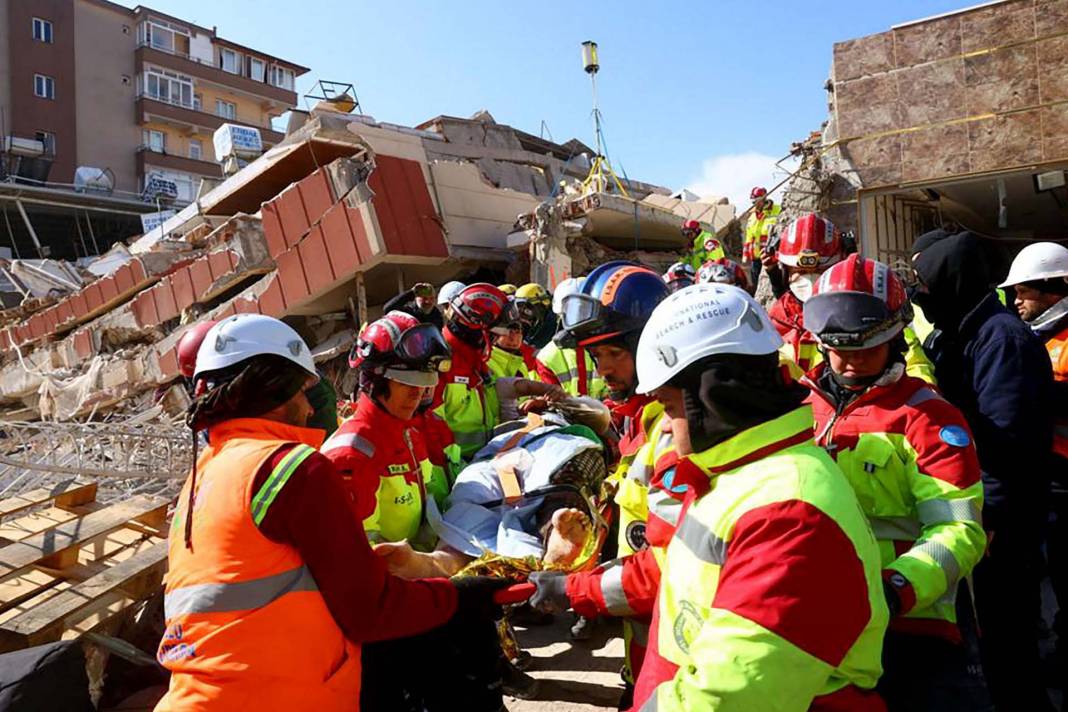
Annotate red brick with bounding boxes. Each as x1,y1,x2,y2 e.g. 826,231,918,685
129,259,147,284
320,204,360,276
171,267,196,311
73,330,94,361
153,282,180,323
41,309,59,332
257,276,285,317
234,297,259,314
275,184,310,248
261,201,289,259
216,304,238,320
15,326,30,345
298,169,334,224
157,347,180,381
346,207,376,260
275,249,309,307
98,275,120,305
114,264,136,294
84,283,105,313
208,250,235,282
70,292,89,319
188,257,213,299
27,315,45,339
55,300,74,326
298,227,336,293
132,292,157,328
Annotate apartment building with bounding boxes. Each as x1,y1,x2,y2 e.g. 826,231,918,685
1,0,309,204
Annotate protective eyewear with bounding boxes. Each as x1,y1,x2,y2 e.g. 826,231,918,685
395,323,452,372
560,293,606,335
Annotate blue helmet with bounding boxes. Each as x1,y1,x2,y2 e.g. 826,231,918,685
559,261,669,348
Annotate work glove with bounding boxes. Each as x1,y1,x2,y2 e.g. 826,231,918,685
450,576,512,623
528,571,571,613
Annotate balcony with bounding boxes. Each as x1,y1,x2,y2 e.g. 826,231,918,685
135,96,285,144
136,146,223,178
135,45,297,107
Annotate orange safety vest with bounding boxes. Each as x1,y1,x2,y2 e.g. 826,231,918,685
1047,325,1068,459
155,418,361,712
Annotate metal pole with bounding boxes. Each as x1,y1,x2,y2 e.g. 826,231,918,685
1,204,20,258
13,199,44,258
83,211,101,255
355,271,368,327
589,72,602,158
74,212,90,257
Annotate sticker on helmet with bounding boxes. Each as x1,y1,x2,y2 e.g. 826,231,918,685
939,425,971,448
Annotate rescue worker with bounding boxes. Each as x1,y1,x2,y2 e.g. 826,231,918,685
662,261,696,293
436,280,465,322
743,185,782,287
323,311,452,545
488,299,538,381
433,282,508,460
554,260,671,702
697,257,751,294
682,219,724,269
634,284,888,710
769,213,935,383
384,281,444,329
802,255,990,711
913,232,1056,712
997,240,1068,692
535,278,608,399
515,282,556,349
155,314,506,712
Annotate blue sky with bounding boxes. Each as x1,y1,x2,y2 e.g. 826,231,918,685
132,0,972,205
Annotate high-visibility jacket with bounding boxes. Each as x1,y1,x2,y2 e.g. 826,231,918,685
687,230,726,270
535,341,607,399
156,418,361,711
412,408,463,489
743,201,782,262
633,406,889,712
322,394,439,549
488,343,536,381
433,326,499,460
770,291,937,384
1044,323,1068,459
805,364,986,643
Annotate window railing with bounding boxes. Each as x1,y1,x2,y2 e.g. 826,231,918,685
138,89,194,111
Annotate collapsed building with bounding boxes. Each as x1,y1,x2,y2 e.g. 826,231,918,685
778,0,1068,274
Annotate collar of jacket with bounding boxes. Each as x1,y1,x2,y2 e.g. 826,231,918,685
803,362,906,412
355,392,410,439
444,325,491,380
685,405,814,476
1031,296,1068,338
208,417,326,450
773,291,806,332
958,292,1004,338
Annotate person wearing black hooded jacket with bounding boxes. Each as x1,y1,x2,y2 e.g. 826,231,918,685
912,231,1056,712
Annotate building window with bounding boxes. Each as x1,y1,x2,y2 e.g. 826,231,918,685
193,93,202,111
143,129,166,153
220,48,239,74
248,57,266,82
215,99,236,120
142,67,193,108
142,19,190,56
33,74,55,100
269,65,295,91
32,18,53,43
189,139,203,161
34,131,56,154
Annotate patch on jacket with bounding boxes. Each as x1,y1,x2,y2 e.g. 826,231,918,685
625,521,648,551
939,425,971,448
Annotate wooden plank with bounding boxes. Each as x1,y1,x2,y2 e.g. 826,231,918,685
0,479,97,520
0,506,83,545
0,541,167,652
0,495,168,578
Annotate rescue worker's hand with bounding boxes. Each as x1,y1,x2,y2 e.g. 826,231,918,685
761,251,779,269
519,397,551,414
528,571,570,613
374,540,416,576
451,576,513,622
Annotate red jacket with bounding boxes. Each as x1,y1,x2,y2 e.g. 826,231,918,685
769,291,820,373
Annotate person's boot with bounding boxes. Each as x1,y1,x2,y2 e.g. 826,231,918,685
501,657,539,699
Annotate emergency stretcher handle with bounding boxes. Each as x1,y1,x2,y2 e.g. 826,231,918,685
493,582,536,605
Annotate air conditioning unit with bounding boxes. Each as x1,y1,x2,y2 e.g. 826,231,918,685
2,136,47,157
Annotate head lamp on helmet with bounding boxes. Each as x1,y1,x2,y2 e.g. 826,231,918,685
778,213,843,271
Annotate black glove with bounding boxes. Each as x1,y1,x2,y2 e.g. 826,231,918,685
451,576,512,623
529,571,570,613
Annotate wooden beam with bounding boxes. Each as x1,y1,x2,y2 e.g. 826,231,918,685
0,480,97,520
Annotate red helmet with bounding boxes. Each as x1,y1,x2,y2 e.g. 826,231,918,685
449,283,508,330
662,262,696,292
349,311,451,386
803,254,913,350
681,219,701,236
750,186,768,200
697,258,749,291
778,213,843,270
176,320,217,379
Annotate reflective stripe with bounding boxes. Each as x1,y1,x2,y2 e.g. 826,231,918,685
599,561,635,616
453,429,488,447
648,489,682,527
916,498,982,527
556,369,574,383
673,515,728,566
165,565,318,618
626,459,653,486
321,431,375,458
869,515,922,541
912,539,961,585
905,387,943,408
251,444,315,526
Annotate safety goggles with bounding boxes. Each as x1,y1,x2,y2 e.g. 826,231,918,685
560,293,606,335
395,323,452,371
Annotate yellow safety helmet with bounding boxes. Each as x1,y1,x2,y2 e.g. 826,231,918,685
515,282,551,306
499,283,517,296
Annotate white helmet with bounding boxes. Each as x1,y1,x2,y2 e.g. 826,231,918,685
552,277,585,316
194,314,317,380
635,283,783,394
998,242,1068,288
438,281,466,306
